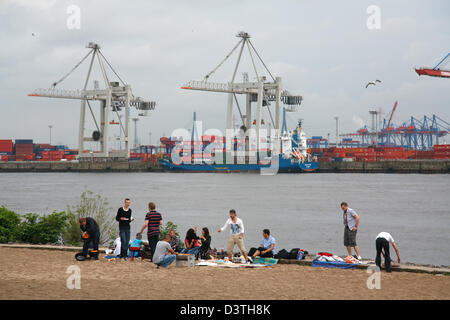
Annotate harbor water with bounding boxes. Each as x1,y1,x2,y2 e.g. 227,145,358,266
0,172,449,266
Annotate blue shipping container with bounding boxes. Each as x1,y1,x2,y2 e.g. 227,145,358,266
15,139,33,144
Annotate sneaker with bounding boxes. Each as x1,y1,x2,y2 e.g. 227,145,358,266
357,256,362,260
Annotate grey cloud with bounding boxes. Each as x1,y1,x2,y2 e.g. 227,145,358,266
0,0,449,146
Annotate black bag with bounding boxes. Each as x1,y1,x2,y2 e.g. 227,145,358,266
289,248,300,259
274,249,289,259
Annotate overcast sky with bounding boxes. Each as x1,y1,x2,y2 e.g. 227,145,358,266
1,0,449,148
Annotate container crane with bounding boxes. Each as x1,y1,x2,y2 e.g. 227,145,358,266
28,42,156,159
181,31,302,151
415,53,450,78
386,100,398,129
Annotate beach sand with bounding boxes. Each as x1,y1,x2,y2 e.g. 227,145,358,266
0,247,449,300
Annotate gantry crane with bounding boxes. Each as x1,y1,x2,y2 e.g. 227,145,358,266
415,53,450,78
181,31,302,151
341,113,450,149
28,42,156,159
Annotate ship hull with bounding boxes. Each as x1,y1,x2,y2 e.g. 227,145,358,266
158,156,318,173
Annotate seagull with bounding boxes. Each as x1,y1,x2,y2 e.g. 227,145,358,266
365,79,382,88
31,33,35,37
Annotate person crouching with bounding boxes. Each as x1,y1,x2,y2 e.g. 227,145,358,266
79,217,100,260
153,234,178,268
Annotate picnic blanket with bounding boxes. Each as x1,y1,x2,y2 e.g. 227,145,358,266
311,259,357,269
104,255,120,261
252,257,278,266
196,259,274,268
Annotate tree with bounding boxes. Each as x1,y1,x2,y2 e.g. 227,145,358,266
64,190,117,246
18,211,69,244
159,221,180,240
0,206,21,243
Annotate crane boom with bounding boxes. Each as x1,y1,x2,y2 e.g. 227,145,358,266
415,53,450,78
387,100,398,128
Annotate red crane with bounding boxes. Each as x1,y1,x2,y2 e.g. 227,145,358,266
386,100,398,129
415,53,450,78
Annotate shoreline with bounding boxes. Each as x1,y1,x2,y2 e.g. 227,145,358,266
0,159,449,173
1,243,448,275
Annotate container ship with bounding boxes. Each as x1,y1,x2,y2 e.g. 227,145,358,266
158,120,319,173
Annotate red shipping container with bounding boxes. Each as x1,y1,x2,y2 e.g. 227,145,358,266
434,145,450,152
0,140,13,152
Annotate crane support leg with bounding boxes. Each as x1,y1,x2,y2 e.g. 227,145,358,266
275,77,281,130
226,90,233,131
78,100,86,154
256,79,264,155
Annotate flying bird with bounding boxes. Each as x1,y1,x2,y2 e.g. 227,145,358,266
365,79,382,88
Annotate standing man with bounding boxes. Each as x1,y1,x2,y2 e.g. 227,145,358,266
341,202,362,260
116,198,134,259
138,202,162,261
218,209,248,262
79,217,100,259
375,232,400,273
153,234,177,268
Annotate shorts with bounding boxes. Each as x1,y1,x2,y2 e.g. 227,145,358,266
344,227,357,247
227,235,246,254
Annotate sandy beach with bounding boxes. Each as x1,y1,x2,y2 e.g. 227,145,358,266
0,247,449,300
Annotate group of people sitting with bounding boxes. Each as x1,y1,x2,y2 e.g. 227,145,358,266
79,198,400,273
79,199,277,268
170,227,212,260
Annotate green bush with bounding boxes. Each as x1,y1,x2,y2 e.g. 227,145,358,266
159,221,180,240
0,206,21,243
63,190,117,246
18,211,69,244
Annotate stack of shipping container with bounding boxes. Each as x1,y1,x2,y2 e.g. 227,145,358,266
13,139,35,161
433,144,450,159
309,145,450,162
1,135,449,163
0,140,14,161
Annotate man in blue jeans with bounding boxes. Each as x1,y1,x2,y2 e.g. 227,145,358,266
116,198,134,259
153,234,178,268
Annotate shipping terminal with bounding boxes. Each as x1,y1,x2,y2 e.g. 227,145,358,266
1,33,449,172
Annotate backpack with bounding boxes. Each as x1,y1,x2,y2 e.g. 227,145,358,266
274,249,289,259
289,248,300,259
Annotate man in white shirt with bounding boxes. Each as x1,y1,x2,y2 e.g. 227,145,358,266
375,232,400,272
218,209,248,262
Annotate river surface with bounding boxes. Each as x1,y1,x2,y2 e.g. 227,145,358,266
1,172,449,266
